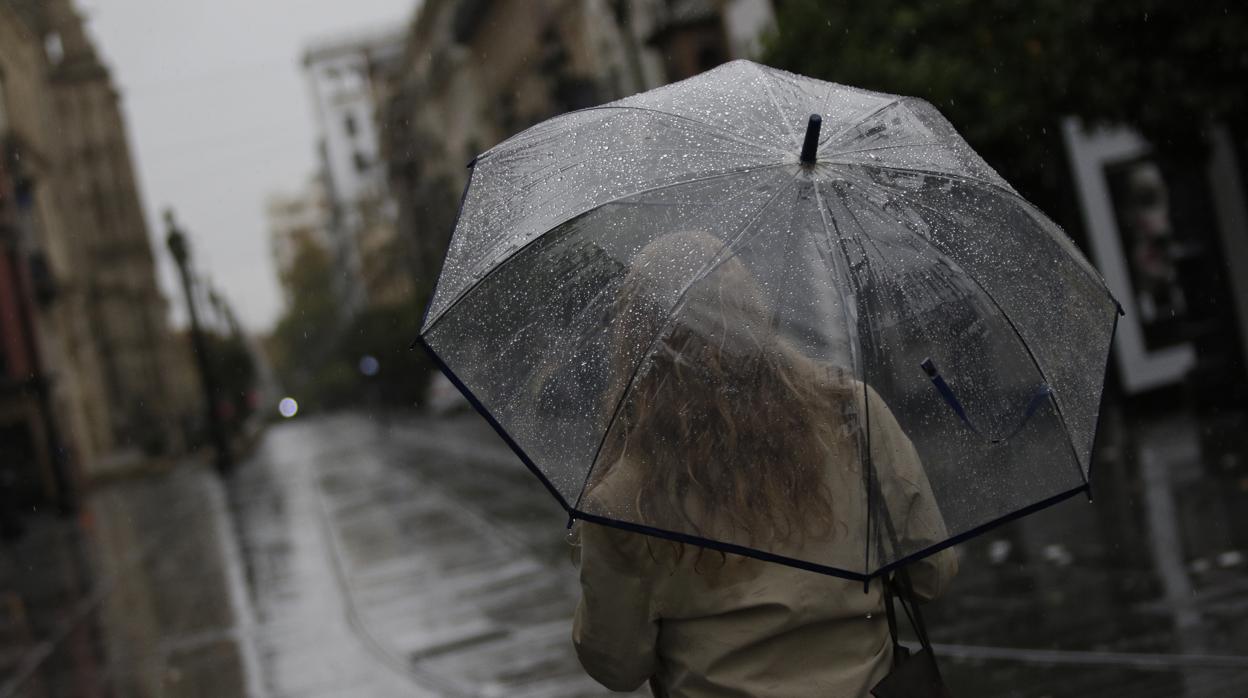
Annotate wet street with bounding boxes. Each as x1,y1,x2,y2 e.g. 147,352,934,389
2,409,1248,697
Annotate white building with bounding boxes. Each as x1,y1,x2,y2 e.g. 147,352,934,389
302,28,405,315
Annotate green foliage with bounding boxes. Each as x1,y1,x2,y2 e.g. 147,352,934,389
270,239,338,361
268,239,343,412
762,1,1247,212
338,302,436,407
267,235,433,413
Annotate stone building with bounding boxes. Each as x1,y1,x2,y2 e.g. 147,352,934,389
1,0,101,507
37,0,185,464
58,1,186,462
0,0,188,501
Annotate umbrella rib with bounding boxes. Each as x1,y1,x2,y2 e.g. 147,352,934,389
752,62,800,148
823,140,944,157
830,161,1017,198
827,182,961,365
424,164,795,334
818,97,902,149
513,177,787,405
830,181,1057,451
482,104,781,160
833,162,1116,307
571,171,802,513
866,181,1089,483
476,146,772,221
811,183,881,577
815,178,1087,575
871,483,1090,579
480,127,766,201
508,147,772,197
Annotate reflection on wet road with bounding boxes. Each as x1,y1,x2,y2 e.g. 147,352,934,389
2,408,1247,697
228,415,616,697
0,465,248,696
0,414,629,697
929,409,1248,696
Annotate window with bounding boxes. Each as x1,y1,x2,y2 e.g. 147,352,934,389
353,151,368,172
45,33,64,65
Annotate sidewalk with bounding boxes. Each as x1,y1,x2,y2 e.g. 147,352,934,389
0,459,254,696
226,413,622,697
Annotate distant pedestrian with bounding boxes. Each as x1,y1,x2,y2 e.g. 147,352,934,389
0,453,23,540
571,232,957,697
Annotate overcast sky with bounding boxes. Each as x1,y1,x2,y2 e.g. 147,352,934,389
81,0,418,332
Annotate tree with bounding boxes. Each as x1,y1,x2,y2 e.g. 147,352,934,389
337,301,436,409
762,1,1247,216
269,228,435,413
763,1,1248,404
268,238,348,411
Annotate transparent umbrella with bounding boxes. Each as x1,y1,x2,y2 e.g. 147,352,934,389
418,60,1121,582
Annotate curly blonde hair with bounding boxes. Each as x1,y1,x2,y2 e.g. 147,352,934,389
588,231,853,565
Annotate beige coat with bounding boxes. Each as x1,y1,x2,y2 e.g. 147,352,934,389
572,387,957,698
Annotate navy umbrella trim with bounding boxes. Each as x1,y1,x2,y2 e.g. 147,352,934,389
418,332,1104,584
417,158,479,335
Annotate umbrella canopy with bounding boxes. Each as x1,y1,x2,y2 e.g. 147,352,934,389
419,60,1120,581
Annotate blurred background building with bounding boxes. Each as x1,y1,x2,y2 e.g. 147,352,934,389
37,0,188,463
302,28,410,318
1,0,191,513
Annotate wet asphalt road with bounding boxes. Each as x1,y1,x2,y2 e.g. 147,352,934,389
2,408,1248,696
0,414,633,698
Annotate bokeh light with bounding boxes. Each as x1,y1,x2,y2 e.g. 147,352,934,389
358,354,380,377
278,397,299,418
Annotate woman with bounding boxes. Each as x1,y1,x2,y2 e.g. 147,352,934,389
571,231,957,697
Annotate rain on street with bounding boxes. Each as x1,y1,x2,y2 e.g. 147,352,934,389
3,407,1248,697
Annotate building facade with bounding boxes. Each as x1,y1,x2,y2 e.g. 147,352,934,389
39,0,185,464
1,0,188,501
1,0,99,507
302,29,412,316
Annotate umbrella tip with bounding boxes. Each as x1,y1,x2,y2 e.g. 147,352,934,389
800,114,822,164
920,357,938,377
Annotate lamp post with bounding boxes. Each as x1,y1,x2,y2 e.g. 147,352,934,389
165,209,232,473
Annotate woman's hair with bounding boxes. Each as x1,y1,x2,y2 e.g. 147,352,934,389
590,231,853,565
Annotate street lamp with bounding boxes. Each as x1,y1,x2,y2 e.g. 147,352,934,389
165,208,232,474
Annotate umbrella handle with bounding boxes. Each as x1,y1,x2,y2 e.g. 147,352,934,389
920,358,1052,445
800,114,822,164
